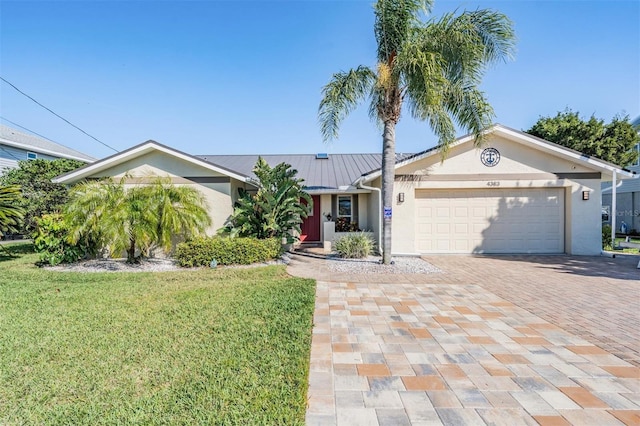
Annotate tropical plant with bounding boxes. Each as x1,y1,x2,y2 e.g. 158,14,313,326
65,176,211,263
33,213,95,265
0,158,85,233
221,158,312,241
602,224,613,250
526,109,640,167
318,0,515,263
0,185,24,237
334,232,376,259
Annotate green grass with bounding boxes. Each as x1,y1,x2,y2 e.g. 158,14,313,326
0,243,316,425
613,237,640,254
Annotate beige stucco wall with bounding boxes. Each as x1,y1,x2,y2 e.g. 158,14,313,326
381,134,603,255
86,151,238,235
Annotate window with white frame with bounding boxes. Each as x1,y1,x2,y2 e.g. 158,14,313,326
27,152,37,160
337,195,352,221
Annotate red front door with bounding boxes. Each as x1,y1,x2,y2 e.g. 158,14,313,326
300,195,321,242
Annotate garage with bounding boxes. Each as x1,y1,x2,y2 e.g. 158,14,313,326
415,188,565,254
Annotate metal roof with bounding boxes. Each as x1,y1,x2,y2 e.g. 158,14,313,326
0,125,96,162
198,153,414,190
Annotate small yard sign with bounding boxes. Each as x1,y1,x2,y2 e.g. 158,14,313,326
384,206,392,220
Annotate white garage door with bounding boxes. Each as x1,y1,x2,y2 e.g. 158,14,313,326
415,188,564,254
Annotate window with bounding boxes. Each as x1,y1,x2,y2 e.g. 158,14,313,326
635,143,640,166
338,195,352,220
27,152,37,160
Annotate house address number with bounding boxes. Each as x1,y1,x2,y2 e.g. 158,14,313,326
486,181,500,187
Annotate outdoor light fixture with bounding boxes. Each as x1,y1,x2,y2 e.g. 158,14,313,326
582,191,590,201
398,192,405,203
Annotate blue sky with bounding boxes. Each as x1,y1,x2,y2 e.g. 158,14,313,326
1,0,638,159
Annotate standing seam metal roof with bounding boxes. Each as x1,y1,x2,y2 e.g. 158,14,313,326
198,153,413,190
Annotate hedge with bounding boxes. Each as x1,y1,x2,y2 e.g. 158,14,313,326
175,237,282,267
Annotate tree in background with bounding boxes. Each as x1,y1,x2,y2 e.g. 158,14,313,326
65,176,211,263
0,158,85,233
221,157,312,241
0,185,24,238
318,0,515,263
526,109,640,167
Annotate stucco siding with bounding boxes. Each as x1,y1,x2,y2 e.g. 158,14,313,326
385,134,604,255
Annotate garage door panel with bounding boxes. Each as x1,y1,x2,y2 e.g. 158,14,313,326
415,188,564,254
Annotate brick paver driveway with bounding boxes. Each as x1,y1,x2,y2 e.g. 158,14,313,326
288,253,640,425
420,255,640,368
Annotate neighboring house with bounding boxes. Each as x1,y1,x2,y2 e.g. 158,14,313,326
53,124,636,256
601,115,640,233
0,124,95,171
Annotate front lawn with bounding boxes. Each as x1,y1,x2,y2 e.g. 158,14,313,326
0,243,316,425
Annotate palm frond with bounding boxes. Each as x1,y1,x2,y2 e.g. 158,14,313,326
375,0,434,62
0,185,24,236
420,9,515,85
318,66,376,141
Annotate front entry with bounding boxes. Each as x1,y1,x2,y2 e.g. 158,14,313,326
300,195,321,242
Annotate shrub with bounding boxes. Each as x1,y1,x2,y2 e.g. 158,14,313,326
334,232,375,259
334,217,360,232
33,214,95,265
175,237,282,267
602,224,613,250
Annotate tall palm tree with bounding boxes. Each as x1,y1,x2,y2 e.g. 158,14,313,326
319,0,515,263
66,176,210,263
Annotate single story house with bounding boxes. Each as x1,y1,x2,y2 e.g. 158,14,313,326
53,124,636,256
0,124,95,171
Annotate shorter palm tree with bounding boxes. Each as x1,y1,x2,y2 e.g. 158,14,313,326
0,185,25,238
66,176,211,263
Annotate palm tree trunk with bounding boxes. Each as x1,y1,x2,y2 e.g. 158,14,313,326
127,238,136,264
381,120,396,265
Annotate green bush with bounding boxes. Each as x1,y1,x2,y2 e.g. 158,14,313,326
334,232,375,259
602,224,613,250
33,214,95,265
175,237,282,267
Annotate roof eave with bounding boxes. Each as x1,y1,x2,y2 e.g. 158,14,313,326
53,141,249,184
0,138,96,163
359,124,636,182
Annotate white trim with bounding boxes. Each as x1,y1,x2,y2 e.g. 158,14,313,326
360,124,636,182
0,138,95,163
53,141,250,184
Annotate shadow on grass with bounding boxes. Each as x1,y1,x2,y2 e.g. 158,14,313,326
0,242,34,261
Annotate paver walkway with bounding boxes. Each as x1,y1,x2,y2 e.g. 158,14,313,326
287,253,640,425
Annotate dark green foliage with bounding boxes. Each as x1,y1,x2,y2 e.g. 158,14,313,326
602,224,613,250
33,214,94,265
0,158,85,233
221,158,312,241
334,232,376,258
0,185,24,237
335,217,360,232
526,109,640,167
175,237,282,267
